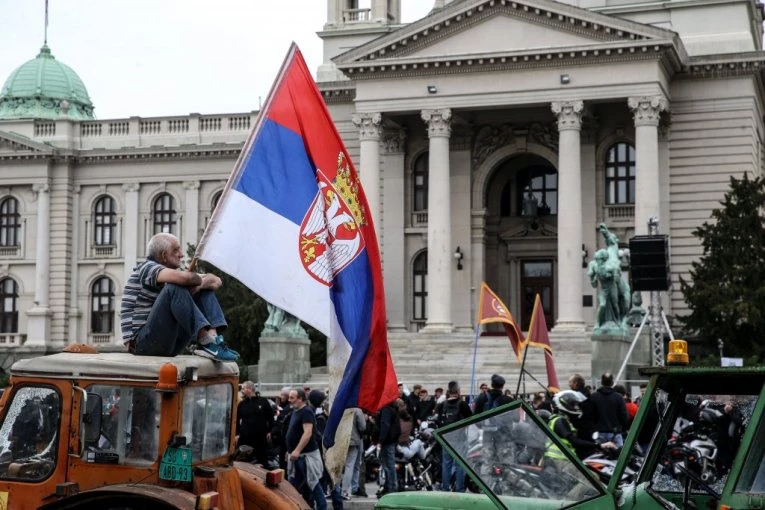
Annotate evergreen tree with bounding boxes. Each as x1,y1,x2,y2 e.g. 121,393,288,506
186,244,327,367
678,175,765,360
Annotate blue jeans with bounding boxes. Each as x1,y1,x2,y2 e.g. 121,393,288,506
289,456,327,510
595,431,624,449
341,444,361,494
135,285,226,356
380,443,397,492
442,448,466,492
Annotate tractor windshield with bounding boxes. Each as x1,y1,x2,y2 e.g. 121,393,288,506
437,400,604,509
0,385,60,481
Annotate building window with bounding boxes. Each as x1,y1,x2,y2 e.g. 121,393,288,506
0,197,20,247
93,196,116,246
517,166,558,215
413,251,427,321
605,142,636,204
413,153,428,212
152,193,176,234
211,191,222,212
0,278,18,333
91,277,114,334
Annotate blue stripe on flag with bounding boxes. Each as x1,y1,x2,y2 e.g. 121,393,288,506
233,119,318,226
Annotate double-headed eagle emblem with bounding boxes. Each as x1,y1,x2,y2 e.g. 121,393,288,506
299,152,367,285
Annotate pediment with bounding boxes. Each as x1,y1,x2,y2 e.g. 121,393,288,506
0,131,53,155
409,14,604,58
335,0,683,70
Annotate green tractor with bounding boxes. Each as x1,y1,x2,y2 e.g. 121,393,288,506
378,345,765,510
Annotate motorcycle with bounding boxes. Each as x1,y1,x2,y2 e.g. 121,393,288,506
661,406,722,484
375,427,440,495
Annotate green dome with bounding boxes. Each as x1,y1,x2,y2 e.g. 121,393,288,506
0,45,95,121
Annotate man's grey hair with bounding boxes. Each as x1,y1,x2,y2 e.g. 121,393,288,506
242,381,256,392
147,233,177,260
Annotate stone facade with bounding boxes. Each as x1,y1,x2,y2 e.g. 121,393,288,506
0,0,762,384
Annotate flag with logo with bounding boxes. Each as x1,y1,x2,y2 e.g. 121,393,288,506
525,293,560,392
477,282,525,363
195,44,399,458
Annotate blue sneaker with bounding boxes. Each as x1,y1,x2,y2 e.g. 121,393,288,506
214,335,239,358
194,341,239,362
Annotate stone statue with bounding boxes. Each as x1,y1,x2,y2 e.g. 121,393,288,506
627,291,647,328
262,303,308,339
586,224,631,335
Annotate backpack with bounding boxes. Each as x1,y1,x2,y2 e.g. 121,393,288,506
485,392,500,411
438,399,462,427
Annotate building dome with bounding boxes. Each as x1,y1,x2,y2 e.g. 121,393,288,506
0,45,95,121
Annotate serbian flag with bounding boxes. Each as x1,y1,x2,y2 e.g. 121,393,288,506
195,44,398,451
526,293,560,392
477,282,525,363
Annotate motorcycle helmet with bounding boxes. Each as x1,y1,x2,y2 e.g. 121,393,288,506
553,390,583,417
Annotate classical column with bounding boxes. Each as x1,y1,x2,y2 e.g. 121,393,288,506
551,101,585,330
184,180,201,247
122,183,140,284
629,96,668,235
352,113,382,232
33,183,51,308
27,182,52,345
382,127,407,331
68,186,82,343
421,108,453,333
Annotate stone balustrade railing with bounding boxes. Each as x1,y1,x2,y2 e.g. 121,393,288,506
26,111,259,150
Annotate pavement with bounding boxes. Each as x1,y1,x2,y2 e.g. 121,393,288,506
336,481,380,509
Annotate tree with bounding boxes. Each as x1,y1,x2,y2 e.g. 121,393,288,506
186,244,327,367
678,175,765,360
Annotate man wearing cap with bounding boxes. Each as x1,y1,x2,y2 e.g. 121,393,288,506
474,374,515,477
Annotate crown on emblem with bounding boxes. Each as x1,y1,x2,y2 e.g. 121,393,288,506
333,152,366,227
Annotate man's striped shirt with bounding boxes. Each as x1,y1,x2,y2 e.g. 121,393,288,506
120,260,164,343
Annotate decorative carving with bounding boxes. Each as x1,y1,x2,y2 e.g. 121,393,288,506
382,128,406,153
421,109,452,138
628,96,668,127
183,180,201,191
351,112,382,141
121,183,140,193
551,100,584,131
32,183,50,194
471,122,559,168
473,125,513,166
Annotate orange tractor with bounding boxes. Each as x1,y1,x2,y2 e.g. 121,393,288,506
0,350,310,509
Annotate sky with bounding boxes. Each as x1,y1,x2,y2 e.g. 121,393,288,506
0,0,436,119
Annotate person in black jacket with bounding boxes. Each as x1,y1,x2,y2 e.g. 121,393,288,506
376,399,400,496
434,381,472,492
474,374,515,477
589,372,629,448
568,373,596,444
236,381,275,467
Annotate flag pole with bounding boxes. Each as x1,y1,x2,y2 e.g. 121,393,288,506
515,341,530,398
468,323,480,405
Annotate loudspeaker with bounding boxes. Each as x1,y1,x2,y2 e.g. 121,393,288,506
629,235,670,291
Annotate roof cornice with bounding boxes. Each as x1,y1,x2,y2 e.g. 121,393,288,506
339,40,682,80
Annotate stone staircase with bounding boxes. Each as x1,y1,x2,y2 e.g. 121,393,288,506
305,330,598,396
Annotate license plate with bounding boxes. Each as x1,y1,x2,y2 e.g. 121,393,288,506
159,446,192,482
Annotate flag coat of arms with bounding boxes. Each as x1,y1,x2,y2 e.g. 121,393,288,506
477,282,525,363
196,44,398,447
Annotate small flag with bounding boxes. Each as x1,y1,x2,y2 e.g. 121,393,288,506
477,282,525,363
526,293,559,392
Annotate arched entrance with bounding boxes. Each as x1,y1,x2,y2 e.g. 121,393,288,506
483,152,557,331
